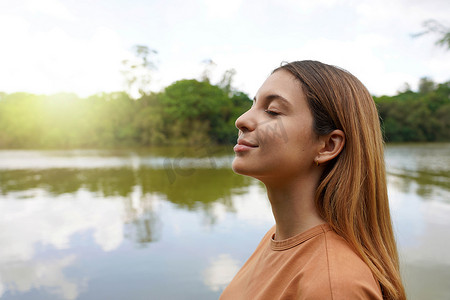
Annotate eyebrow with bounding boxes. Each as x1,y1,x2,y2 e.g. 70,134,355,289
253,94,292,109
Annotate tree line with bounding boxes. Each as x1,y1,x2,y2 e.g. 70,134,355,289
374,78,450,142
0,79,251,149
0,77,449,149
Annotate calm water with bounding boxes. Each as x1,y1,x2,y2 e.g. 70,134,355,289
0,144,449,300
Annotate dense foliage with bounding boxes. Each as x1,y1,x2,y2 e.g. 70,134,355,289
0,80,252,149
374,80,450,142
0,77,449,149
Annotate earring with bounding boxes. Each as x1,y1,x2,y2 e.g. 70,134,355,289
315,159,319,166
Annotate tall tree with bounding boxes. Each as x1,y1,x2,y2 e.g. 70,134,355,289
418,77,436,94
414,19,450,50
200,59,216,83
219,68,237,96
121,45,158,98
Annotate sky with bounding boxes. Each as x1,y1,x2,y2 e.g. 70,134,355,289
0,0,449,98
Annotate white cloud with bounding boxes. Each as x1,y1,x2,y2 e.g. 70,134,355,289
203,0,243,19
278,0,342,12
0,0,449,96
25,0,77,21
355,0,450,30
0,15,127,96
211,30,448,96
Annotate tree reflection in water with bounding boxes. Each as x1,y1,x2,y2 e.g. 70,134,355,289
0,166,252,246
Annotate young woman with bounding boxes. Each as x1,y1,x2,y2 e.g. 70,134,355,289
220,61,406,300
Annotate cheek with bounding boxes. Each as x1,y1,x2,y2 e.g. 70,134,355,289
256,119,291,146
296,126,315,148
284,123,317,161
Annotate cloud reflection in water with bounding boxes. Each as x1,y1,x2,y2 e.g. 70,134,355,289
202,254,240,292
0,189,124,299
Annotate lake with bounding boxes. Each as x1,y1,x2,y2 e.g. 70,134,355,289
0,144,449,300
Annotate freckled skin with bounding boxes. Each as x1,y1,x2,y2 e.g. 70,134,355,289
232,70,321,186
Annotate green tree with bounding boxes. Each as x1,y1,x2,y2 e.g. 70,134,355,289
160,79,251,145
133,93,167,145
375,79,450,142
418,77,435,94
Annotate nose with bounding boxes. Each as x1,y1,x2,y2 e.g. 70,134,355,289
235,108,257,133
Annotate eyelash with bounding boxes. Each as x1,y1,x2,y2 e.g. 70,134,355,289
264,109,279,116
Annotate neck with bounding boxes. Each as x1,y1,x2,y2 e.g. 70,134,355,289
264,175,326,241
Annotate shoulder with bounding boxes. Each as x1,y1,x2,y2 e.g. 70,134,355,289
319,229,383,300
275,225,383,300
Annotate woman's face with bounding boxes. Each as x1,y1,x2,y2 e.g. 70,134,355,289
232,69,321,183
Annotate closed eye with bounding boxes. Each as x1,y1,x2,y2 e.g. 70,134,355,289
264,109,279,116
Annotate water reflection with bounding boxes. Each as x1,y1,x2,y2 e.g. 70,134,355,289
0,147,233,170
123,186,161,245
385,143,450,201
0,150,260,299
0,255,83,300
0,166,256,255
0,167,252,209
0,192,123,299
202,254,240,292
0,145,449,299
384,143,450,299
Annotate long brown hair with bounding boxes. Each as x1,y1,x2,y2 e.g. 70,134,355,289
274,61,406,300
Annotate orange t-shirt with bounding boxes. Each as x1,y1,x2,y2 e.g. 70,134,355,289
220,224,382,300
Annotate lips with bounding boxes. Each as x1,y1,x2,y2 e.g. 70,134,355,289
237,139,258,147
234,138,258,153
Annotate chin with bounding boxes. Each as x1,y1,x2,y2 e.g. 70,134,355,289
231,160,245,175
231,159,263,179
231,158,252,176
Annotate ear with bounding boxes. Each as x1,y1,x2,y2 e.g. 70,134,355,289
315,129,345,165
